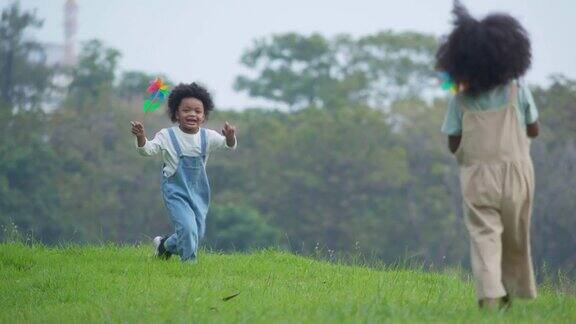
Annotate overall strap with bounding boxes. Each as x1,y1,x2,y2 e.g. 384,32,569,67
168,128,183,157
456,92,469,113
200,128,207,162
508,80,518,107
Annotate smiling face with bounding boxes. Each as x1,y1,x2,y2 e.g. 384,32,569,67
176,97,205,133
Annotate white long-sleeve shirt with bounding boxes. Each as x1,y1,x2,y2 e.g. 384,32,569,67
136,126,236,177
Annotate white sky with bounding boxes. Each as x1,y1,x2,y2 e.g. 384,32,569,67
7,0,576,109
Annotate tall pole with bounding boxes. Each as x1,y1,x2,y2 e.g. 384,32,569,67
63,0,78,66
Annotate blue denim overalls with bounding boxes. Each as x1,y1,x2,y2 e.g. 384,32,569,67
161,127,210,262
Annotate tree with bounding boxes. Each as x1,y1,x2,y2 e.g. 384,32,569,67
0,1,53,110
0,3,64,242
530,77,576,277
67,39,120,106
205,204,280,251
234,31,438,110
0,107,67,242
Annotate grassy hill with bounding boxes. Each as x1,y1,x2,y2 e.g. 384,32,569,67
0,243,574,323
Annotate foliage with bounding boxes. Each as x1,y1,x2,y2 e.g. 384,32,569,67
205,204,280,251
234,31,438,110
0,3,574,279
0,2,54,110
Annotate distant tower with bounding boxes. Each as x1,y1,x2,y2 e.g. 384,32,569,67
63,0,78,66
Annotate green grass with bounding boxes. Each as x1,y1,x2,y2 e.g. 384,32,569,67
0,244,574,323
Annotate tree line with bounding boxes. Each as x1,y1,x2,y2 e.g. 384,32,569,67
1,3,574,279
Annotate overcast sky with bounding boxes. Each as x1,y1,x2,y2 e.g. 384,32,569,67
6,0,576,109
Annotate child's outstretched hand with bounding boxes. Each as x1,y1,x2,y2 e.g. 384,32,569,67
131,121,146,147
222,121,236,148
131,121,144,136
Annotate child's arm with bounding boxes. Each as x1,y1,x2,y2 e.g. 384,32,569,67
448,135,462,153
130,121,163,156
221,122,237,148
527,122,539,138
441,97,462,154
131,121,146,147
520,80,540,138
206,122,237,153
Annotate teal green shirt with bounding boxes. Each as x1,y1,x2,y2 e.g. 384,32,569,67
441,80,539,136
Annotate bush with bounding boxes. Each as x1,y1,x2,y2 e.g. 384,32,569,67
205,204,280,251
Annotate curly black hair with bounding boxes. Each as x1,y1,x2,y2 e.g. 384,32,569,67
167,82,215,122
436,1,532,97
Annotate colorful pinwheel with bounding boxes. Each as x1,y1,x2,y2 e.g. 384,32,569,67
143,77,169,113
439,72,458,94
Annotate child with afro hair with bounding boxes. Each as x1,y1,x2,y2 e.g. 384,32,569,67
131,82,237,262
437,0,540,310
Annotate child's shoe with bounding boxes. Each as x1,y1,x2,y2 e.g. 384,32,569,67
153,236,172,260
500,295,513,310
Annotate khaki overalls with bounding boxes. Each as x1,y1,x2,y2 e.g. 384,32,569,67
456,83,537,300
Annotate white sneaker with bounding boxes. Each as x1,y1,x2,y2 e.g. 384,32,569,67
152,235,172,259
153,236,163,257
